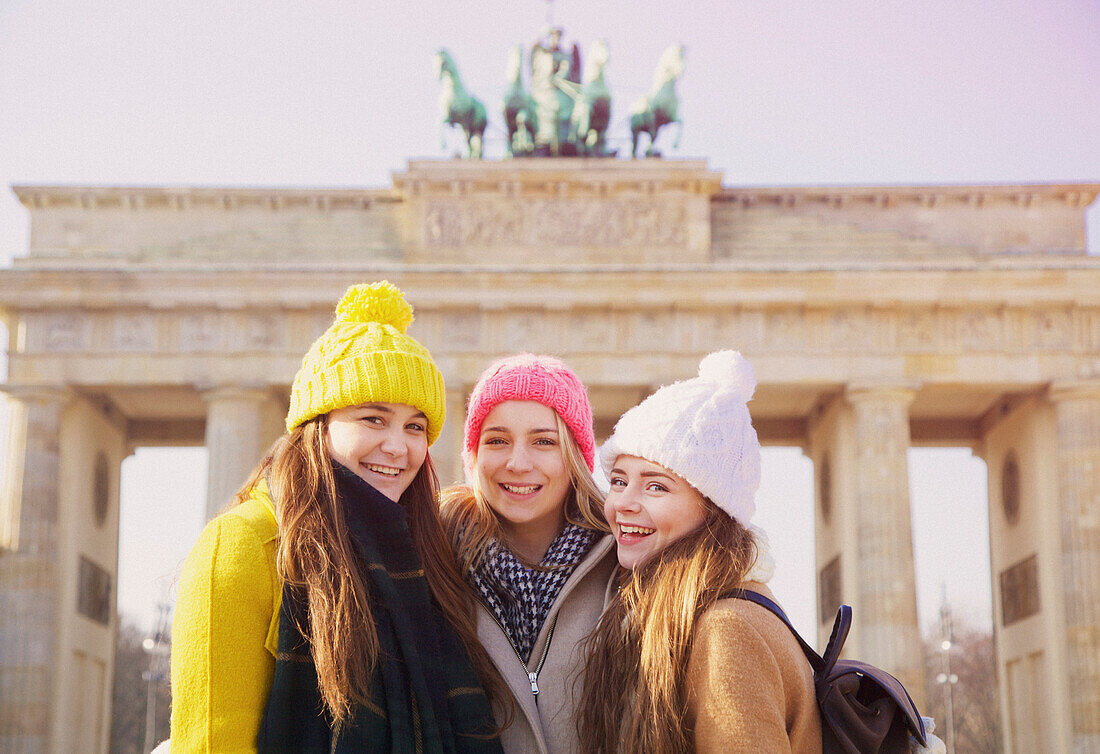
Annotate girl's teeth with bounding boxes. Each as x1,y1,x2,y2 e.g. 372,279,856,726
502,483,539,494
620,525,655,535
367,464,400,476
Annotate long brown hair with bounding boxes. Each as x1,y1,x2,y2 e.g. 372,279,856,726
576,501,759,753
232,414,506,725
440,411,609,573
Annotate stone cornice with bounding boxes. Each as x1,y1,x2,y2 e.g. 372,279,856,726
394,158,724,197
12,185,402,211
2,265,1100,310
19,180,1095,211
714,183,1100,209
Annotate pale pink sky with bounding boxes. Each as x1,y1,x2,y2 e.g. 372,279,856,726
0,0,1096,636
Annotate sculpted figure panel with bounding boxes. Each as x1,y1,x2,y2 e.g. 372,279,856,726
959,310,1004,349
113,314,157,352
236,313,284,351
423,199,686,248
897,310,938,350
179,312,223,352
768,310,807,350
1034,309,1073,349
37,314,90,352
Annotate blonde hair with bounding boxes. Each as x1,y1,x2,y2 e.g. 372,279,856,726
232,415,505,725
576,500,759,753
441,411,608,573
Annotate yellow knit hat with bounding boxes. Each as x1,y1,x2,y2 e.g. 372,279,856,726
286,281,446,445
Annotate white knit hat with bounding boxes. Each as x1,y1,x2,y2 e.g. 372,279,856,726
599,350,762,525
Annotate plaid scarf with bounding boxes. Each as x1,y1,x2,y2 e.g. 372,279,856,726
469,524,598,662
257,464,502,754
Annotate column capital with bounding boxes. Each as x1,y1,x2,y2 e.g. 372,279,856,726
1048,380,1100,403
844,381,920,406
0,384,76,407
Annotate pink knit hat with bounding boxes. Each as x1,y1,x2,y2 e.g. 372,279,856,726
463,354,595,471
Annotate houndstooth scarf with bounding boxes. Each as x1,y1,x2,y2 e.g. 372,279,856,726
469,524,598,662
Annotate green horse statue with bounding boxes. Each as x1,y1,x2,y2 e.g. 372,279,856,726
629,44,684,158
435,48,487,159
503,45,538,157
569,39,612,156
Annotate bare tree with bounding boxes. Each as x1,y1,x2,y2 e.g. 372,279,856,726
922,619,1002,754
111,617,171,754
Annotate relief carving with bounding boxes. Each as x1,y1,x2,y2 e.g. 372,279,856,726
179,312,222,352
1000,554,1040,626
114,313,156,351
632,311,667,348
897,310,937,350
239,313,283,350
828,310,864,351
569,312,611,351
959,310,1003,349
765,310,805,349
77,556,112,626
1034,309,1072,349
40,314,89,352
424,198,687,247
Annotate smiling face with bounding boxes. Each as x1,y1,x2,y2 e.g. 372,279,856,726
326,402,429,502
604,454,708,570
475,400,572,561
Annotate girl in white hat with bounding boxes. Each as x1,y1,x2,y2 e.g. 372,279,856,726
577,350,822,752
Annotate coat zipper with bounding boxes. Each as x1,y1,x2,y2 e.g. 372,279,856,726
483,606,559,699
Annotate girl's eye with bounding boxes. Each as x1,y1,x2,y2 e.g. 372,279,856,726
482,437,507,446
362,415,384,425
406,422,426,433
646,482,668,493
608,477,626,488
534,438,557,446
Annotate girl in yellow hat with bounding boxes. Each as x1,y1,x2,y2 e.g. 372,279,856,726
170,281,503,753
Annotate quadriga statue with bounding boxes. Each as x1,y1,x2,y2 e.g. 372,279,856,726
629,43,685,158
435,48,487,159
504,45,538,157
569,39,612,157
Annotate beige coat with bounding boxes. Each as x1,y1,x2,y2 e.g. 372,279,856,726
686,583,823,753
477,535,617,754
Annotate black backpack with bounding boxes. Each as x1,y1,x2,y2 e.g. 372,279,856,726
730,590,928,754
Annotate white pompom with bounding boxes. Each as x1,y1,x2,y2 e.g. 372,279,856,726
698,350,756,400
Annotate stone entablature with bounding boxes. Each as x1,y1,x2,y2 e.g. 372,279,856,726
713,183,1095,259
15,186,404,266
19,162,1091,268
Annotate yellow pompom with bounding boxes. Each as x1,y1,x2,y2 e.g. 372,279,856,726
334,281,414,332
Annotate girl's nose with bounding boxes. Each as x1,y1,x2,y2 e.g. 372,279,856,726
610,485,641,512
505,446,533,472
379,429,406,456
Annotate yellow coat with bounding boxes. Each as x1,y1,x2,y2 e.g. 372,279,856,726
170,483,282,753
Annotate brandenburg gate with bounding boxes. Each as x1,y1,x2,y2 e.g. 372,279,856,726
1,159,1098,752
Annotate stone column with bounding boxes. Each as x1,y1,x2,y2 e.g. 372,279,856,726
432,386,469,488
202,387,279,521
1049,381,1100,750
0,387,72,752
846,384,925,707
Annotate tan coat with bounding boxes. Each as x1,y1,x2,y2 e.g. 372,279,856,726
478,535,617,754
686,583,823,753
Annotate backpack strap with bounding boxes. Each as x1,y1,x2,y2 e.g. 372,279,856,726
725,589,825,674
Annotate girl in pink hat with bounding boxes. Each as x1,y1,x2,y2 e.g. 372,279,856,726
440,354,615,754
